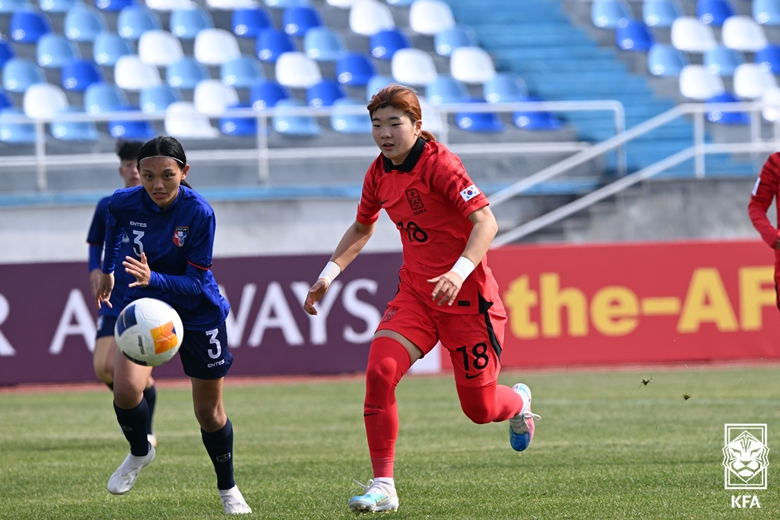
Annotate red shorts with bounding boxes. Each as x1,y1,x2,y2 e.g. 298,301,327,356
376,282,507,388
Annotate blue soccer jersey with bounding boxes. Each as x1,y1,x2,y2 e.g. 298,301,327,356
102,185,230,330
87,196,135,318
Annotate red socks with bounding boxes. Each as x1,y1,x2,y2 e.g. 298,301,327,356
363,336,412,479
456,381,524,424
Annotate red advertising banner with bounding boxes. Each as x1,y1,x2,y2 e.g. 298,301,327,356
2,241,778,385
488,240,780,367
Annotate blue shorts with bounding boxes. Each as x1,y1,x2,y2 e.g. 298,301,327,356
96,315,118,339
178,322,233,380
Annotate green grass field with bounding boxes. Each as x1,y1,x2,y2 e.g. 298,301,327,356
1,365,779,519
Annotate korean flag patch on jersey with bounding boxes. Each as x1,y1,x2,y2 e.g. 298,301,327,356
460,184,481,202
173,226,189,247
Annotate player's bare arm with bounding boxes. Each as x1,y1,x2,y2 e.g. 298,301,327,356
429,206,498,306
95,272,115,309
304,220,375,315
89,268,102,296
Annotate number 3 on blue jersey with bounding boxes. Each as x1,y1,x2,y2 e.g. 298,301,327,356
206,329,222,359
132,230,144,257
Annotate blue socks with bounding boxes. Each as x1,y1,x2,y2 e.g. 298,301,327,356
143,385,157,435
201,418,235,490
114,399,151,456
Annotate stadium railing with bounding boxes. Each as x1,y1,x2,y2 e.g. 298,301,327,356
490,100,779,246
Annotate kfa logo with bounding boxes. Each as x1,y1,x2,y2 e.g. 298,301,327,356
405,189,426,215
722,423,769,490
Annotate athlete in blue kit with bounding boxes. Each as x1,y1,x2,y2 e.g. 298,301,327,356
94,136,251,515
87,140,158,448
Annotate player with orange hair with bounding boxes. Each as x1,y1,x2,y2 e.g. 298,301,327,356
303,84,540,514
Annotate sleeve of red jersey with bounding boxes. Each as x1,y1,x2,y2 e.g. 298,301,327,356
748,153,780,248
432,150,489,217
355,162,382,226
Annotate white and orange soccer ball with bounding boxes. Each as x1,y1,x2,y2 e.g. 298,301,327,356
114,298,183,367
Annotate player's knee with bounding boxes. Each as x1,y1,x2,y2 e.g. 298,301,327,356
94,363,113,385
193,404,224,431
365,356,398,395
460,401,494,424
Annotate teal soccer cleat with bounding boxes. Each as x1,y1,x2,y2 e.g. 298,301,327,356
348,479,399,513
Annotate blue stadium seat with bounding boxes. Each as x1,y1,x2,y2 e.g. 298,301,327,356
37,34,79,68
221,56,264,88
140,84,181,113
756,44,780,73
283,5,321,37
256,28,295,62
3,58,44,92
304,27,346,61
331,97,370,134
232,8,273,38
11,10,51,44
456,98,503,133
265,0,309,7
108,110,156,139
273,98,320,136
698,0,734,26
483,73,527,103
93,32,133,66
704,45,744,76
61,59,103,92
647,43,688,76
434,26,477,57
591,0,633,29
0,37,16,69
426,74,468,105
386,0,414,5
706,91,749,124
513,95,562,130
0,108,35,143
754,0,780,25
220,103,256,136
643,0,683,28
39,0,79,13
85,82,128,113
370,28,409,60
616,19,655,51
167,57,209,88
170,7,213,39
96,0,134,12
0,0,31,14
366,74,394,100
336,52,376,86
0,90,12,110
65,6,107,42
250,79,289,110
51,107,99,141
117,5,161,40
307,78,345,108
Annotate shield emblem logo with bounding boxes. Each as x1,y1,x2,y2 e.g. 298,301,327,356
173,226,189,247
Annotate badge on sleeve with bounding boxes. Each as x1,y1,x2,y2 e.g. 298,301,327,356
173,226,189,247
460,184,480,202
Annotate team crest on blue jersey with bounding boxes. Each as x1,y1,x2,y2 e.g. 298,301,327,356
173,226,189,247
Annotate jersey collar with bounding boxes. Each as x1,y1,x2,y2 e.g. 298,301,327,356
382,137,426,173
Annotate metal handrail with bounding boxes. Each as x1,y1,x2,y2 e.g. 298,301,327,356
1,100,624,191
490,101,779,247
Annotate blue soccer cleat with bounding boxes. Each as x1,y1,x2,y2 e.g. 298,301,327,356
509,383,541,452
348,479,399,513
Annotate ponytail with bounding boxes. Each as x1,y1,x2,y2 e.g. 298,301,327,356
421,130,436,142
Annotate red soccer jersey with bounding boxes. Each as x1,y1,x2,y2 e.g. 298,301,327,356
356,138,501,314
749,152,780,282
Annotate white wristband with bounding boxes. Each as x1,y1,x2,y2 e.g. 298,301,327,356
449,256,475,281
318,261,341,284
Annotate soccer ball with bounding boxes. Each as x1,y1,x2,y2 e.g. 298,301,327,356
115,298,184,367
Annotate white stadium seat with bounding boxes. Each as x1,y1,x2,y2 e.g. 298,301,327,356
671,17,716,52
450,46,496,84
138,30,183,66
349,0,395,36
391,48,437,85
733,63,777,99
146,0,197,11
327,0,358,7
194,28,241,65
722,15,768,52
194,79,239,115
762,87,780,121
206,0,258,10
115,55,162,90
679,64,725,100
275,52,322,88
409,0,455,35
165,101,219,138
24,83,68,119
